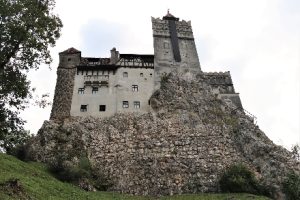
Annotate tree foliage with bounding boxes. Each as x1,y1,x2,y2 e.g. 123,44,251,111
218,163,276,198
291,144,300,161
0,0,62,152
219,164,261,194
282,171,300,200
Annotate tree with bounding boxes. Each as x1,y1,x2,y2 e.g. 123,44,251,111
282,171,300,200
291,144,300,161
0,0,62,152
219,164,261,194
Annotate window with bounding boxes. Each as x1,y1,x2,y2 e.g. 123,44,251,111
68,58,72,61
92,87,98,94
134,101,140,109
150,73,152,77
78,88,84,94
132,85,138,92
80,105,87,112
140,73,144,77
122,101,129,108
164,42,169,49
99,105,106,112
123,72,128,77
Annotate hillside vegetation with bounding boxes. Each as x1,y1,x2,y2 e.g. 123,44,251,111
0,153,270,200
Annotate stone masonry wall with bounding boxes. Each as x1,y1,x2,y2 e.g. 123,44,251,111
50,67,76,120
31,72,299,197
203,72,243,108
152,17,201,90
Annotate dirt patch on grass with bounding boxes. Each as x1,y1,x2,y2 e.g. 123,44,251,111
0,179,30,199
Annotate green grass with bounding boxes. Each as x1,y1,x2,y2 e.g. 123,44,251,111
0,153,270,200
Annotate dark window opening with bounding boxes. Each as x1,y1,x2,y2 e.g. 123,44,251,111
80,105,87,112
132,85,138,92
122,101,129,108
68,58,71,61
123,72,128,77
92,87,98,94
99,105,106,112
134,101,140,109
140,73,144,77
78,88,85,94
150,73,152,77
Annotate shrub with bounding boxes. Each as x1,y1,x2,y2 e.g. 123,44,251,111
219,164,261,194
91,170,113,191
6,133,33,162
291,144,300,161
282,171,300,200
48,154,111,191
49,155,92,183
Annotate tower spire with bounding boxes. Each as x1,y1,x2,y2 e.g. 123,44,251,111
163,9,179,21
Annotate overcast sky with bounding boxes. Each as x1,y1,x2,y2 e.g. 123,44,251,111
21,0,300,149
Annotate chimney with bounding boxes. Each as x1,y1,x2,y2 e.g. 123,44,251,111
110,47,119,64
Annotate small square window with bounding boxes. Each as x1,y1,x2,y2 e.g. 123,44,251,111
92,87,98,94
122,101,129,108
80,105,87,112
132,85,138,92
99,105,106,112
140,73,144,77
123,72,128,77
164,42,169,49
78,88,85,94
150,73,152,77
134,101,140,109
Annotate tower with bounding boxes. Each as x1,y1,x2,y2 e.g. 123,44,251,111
50,47,81,120
152,11,201,87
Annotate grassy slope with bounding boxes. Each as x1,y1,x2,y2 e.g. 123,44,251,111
0,153,270,200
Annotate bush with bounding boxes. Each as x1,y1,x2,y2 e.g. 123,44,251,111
291,144,300,161
48,154,112,191
92,170,113,191
219,164,261,194
282,171,300,200
49,155,92,183
6,133,33,162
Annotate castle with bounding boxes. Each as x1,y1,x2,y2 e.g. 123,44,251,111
50,12,243,120
32,12,300,198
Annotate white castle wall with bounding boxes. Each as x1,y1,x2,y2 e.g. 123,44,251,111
70,67,154,117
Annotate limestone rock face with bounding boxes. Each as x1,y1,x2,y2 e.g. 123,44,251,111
29,72,299,196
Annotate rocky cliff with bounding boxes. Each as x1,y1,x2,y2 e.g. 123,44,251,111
29,72,299,197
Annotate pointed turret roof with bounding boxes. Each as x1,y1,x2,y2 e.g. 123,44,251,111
60,47,81,54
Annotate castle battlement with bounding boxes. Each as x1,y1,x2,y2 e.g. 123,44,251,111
152,17,194,39
203,71,231,76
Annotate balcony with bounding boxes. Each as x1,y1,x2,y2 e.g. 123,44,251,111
84,75,109,81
